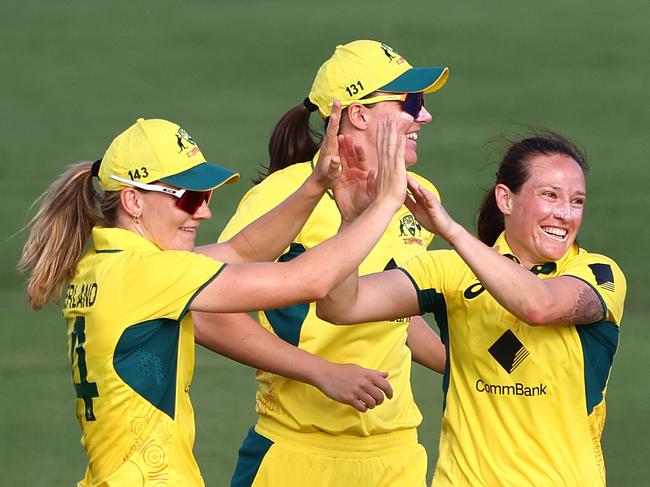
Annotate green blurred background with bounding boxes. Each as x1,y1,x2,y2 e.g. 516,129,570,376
2,0,648,485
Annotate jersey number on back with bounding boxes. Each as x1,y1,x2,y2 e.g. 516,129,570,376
71,317,99,421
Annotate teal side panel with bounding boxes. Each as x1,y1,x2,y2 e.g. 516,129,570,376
576,321,619,414
418,287,451,412
113,318,180,418
264,243,308,346
231,427,274,487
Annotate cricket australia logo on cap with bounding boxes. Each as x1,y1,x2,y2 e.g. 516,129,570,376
379,43,405,64
176,127,201,157
488,329,530,373
398,214,423,245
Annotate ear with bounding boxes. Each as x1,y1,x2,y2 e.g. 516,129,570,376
344,103,369,130
119,188,144,218
494,183,513,215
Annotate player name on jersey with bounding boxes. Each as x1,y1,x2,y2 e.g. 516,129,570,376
64,282,98,309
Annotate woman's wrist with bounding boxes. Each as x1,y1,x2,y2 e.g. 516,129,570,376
445,221,470,248
304,172,330,198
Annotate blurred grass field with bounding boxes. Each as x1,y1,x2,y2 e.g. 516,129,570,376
1,0,649,485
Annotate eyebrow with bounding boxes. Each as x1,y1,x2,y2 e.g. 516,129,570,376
540,184,586,196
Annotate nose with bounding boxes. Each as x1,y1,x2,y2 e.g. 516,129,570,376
193,199,212,220
553,203,571,220
416,106,432,124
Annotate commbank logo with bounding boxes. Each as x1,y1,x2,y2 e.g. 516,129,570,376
488,329,529,373
476,379,547,396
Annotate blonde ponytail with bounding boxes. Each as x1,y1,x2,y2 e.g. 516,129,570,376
18,161,119,309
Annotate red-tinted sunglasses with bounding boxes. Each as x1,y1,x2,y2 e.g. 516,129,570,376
110,175,213,214
173,189,212,214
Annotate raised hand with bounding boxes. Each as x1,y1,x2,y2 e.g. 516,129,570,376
315,362,393,412
332,134,377,222
311,100,344,189
404,175,457,240
374,118,407,211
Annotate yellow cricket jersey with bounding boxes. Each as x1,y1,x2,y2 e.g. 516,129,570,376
400,232,627,486
63,227,225,487
219,158,440,438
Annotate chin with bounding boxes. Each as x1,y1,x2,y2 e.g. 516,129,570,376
539,245,570,262
405,156,418,167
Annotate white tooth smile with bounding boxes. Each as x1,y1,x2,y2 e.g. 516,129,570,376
406,133,418,140
542,226,567,240
180,227,197,233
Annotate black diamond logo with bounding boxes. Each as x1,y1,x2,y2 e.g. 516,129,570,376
488,329,530,374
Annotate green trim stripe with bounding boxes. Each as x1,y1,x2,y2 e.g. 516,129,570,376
179,263,227,321
397,266,451,412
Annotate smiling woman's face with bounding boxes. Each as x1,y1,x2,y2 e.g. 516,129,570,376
137,185,213,252
501,153,586,268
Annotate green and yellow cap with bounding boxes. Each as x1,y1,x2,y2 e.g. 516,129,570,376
98,118,239,192
307,40,449,118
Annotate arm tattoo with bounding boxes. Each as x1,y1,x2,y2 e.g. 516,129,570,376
558,285,605,325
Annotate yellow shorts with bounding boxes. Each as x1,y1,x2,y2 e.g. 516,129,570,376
231,425,427,487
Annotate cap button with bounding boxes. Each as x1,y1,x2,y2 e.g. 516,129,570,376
137,118,144,122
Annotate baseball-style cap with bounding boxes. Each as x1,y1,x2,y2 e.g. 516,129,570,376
98,118,240,192
308,40,449,118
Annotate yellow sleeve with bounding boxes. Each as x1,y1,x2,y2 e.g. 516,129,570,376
123,251,225,322
399,250,457,314
561,252,627,324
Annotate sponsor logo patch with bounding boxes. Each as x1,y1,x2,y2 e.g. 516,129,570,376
588,263,615,292
488,329,530,373
398,214,423,245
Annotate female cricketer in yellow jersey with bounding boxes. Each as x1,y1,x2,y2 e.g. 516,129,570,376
18,113,408,486
203,40,449,487
318,133,627,486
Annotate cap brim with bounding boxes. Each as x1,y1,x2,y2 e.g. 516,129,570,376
160,162,240,191
380,66,449,94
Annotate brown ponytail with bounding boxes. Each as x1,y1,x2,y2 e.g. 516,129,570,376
477,186,504,246
258,103,324,183
17,161,120,309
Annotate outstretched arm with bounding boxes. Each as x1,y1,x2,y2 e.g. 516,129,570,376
200,101,355,264
193,311,393,412
404,178,604,326
190,119,408,314
316,267,421,325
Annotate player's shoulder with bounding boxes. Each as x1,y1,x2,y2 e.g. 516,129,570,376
407,248,462,271
257,162,312,190
237,162,310,207
569,247,625,279
407,171,441,200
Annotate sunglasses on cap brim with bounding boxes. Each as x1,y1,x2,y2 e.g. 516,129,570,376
110,175,212,215
335,92,425,119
